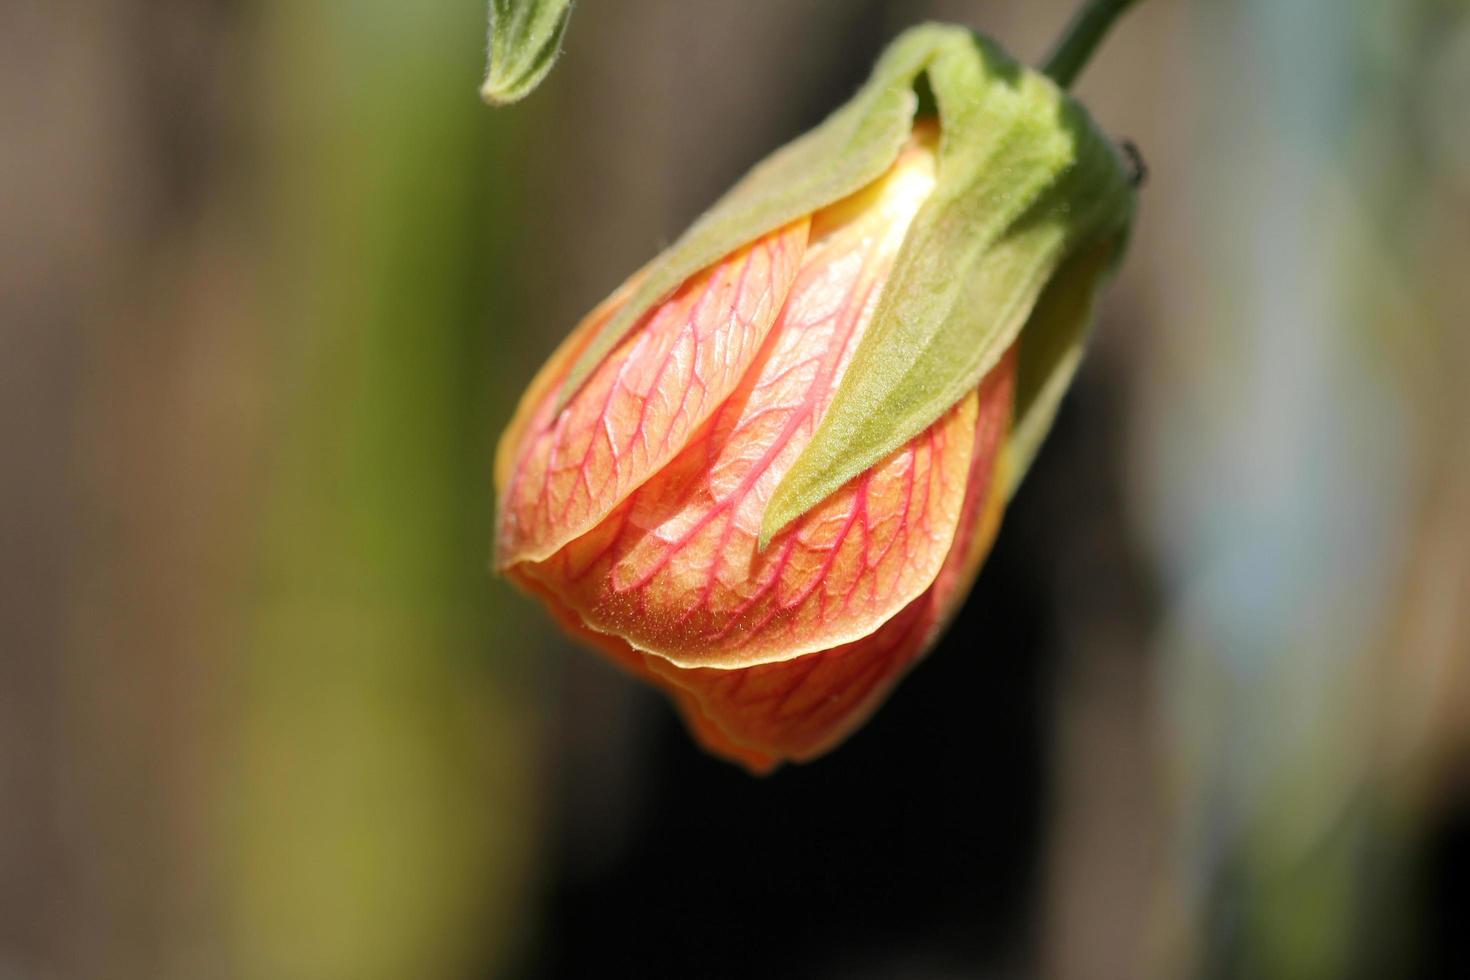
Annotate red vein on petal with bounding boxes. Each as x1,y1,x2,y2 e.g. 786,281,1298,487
619,263,871,598
497,221,808,566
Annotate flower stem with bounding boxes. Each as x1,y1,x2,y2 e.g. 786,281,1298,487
1041,0,1145,90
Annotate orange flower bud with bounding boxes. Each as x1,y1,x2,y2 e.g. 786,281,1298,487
496,126,1017,772
493,20,1136,771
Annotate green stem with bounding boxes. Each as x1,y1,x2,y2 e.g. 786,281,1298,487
1041,0,1144,89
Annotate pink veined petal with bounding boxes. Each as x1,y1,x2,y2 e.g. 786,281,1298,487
632,349,1016,770
519,132,971,669
496,219,810,567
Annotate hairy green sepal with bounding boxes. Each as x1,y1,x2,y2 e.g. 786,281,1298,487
482,0,575,106
759,29,1135,545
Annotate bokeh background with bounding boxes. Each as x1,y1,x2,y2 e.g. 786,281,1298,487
3,0,1468,977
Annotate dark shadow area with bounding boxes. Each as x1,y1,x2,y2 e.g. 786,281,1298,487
1415,792,1470,980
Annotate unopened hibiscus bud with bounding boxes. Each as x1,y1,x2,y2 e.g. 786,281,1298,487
495,24,1136,772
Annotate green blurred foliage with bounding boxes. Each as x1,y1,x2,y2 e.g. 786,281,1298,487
234,1,539,975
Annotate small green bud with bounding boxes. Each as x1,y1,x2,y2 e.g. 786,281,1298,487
482,0,575,106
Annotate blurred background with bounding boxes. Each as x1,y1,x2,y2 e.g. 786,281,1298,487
3,0,1468,977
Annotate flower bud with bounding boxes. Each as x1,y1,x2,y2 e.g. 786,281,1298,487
495,24,1135,771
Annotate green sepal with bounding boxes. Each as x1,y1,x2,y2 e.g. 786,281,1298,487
759,31,1135,546
482,0,575,106
556,24,968,409
1005,230,1128,499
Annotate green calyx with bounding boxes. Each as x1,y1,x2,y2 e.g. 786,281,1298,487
761,28,1135,545
482,0,575,106
547,23,1136,545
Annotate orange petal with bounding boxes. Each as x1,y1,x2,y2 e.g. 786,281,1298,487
508,351,1012,772
520,134,964,668
641,352,1016,769
493,268,646,499
496,219,809,567
922,347,1017,632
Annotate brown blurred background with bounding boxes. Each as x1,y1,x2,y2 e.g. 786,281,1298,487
3,1,1468,978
